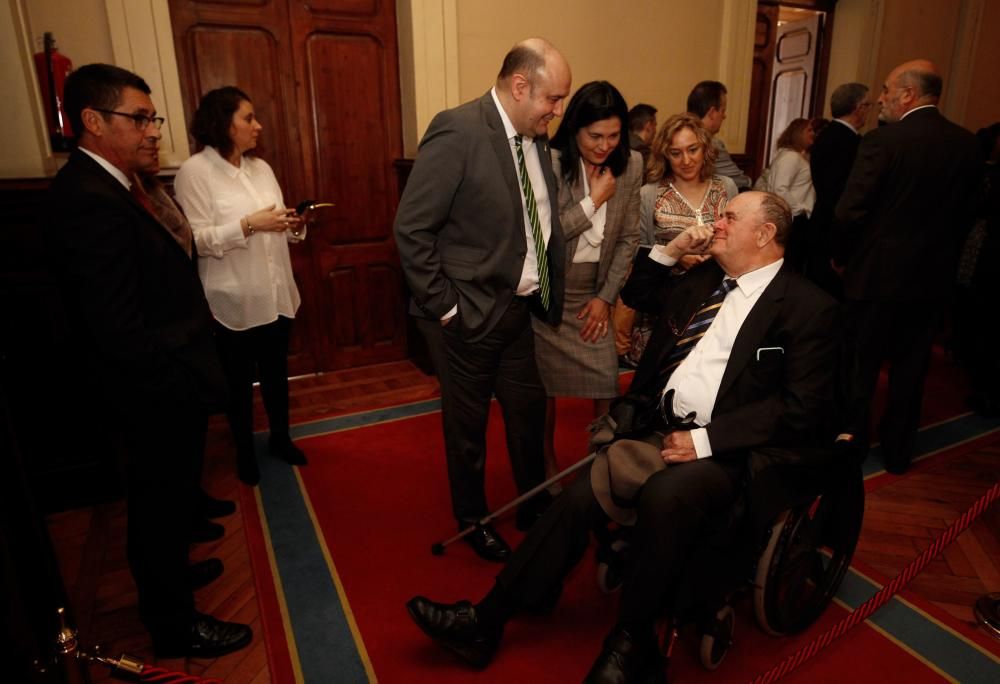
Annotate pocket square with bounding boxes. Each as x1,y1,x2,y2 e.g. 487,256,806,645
756,346,784,360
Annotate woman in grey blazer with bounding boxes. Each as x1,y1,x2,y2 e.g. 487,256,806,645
533,81,642,483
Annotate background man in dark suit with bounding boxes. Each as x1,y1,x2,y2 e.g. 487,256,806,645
833,59,981,473
687,80,751,190
45,64,251,657
394,39,571,561
807,82,872,297
406,192,839,682
627,103,657,166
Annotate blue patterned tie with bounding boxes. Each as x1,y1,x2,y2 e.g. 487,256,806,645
514,135,551,310
662,278,738,376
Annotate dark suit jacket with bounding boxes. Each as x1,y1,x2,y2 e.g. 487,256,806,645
45,150,227,417
619,253,839,459
832,106,981,303
810,120,861,249
394,92,566,342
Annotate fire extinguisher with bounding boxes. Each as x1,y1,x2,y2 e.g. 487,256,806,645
33,32,74,152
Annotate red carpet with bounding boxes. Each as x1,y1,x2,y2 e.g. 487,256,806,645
249,350,1000,682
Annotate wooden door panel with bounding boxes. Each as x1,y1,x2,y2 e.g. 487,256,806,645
318,244,406,367
305,0,378,16
169,0,406,374
306,33,394,243
187,27,295,192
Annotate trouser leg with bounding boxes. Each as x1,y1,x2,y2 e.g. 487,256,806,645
497,471,609,609
127,410,206,642
256,317,292,443
214,323,256,460
617,457,743,630
880,304,938,471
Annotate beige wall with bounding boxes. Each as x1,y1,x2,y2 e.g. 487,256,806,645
24,0,115,66
454,0,728,135
964,0,1000,131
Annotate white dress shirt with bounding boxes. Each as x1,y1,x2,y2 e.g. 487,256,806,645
573,159,607,263
490,87,553,295
649,249,784,458
79,147,130,190
173,146,301,331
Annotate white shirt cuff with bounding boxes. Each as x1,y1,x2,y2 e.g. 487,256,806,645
442,305,458,321
691,428,713,459
580,196,596,219
221,218,247,246
649,245,679,267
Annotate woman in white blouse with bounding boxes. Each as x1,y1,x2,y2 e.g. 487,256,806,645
755,118,816,269
174,86,305,486
533,81,641,486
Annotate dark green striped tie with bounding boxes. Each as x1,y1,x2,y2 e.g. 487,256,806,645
514,135,550,310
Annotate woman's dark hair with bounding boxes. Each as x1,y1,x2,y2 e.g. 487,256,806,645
190,86,253,158
550,81,630,185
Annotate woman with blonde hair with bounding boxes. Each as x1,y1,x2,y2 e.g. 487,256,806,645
625,113,735,365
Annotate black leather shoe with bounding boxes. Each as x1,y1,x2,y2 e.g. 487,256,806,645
270,438,308,466
406,596,500,668
462,523,511,563
584,627,665,684
155,612,253,659
515,490,553,532
197,491,236,519
191,519,224,544
186,558,224,590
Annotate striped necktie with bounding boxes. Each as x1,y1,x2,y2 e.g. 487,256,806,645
661,277,738,377
514,135,550,310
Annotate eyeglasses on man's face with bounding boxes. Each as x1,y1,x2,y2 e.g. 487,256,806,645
91,108,165,130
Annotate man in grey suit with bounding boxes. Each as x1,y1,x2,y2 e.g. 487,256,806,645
394,38,571,561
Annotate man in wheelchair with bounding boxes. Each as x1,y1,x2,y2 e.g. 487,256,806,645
407,191,842,683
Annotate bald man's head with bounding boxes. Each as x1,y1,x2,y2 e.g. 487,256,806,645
878,59,942,123
495,38,571,138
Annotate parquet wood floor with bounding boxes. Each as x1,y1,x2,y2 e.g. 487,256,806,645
855,444,1000,625
45,360,1000,682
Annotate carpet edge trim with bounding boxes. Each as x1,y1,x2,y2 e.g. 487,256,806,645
292,467,379,683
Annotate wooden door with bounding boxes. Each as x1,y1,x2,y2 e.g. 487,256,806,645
763,13,820,165
168,0,406,374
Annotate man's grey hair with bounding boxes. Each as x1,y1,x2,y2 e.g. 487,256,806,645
758,192,792,246
899,68,942,100
830,82,869,118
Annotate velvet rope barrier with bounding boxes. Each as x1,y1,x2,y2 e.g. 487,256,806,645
749,480,1000,684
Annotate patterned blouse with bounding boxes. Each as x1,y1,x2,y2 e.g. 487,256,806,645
652,177,730,245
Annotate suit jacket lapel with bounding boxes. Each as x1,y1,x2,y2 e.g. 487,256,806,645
481,93,527,252
715,268,788,402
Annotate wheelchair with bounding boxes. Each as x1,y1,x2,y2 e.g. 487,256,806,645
594,441,865,671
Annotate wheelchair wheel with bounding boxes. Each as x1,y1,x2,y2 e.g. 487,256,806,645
699,604,735,670
596,538,629,594
753,490,860,635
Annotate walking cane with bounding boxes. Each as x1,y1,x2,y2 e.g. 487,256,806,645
430,451,598,556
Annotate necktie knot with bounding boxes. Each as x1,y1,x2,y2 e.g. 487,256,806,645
514,134,523,148
721,278,738,295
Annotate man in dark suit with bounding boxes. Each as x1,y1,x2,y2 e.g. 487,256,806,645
45,64,251,657
806,82,872,297
406,192,839,682
627,103,657,166
394,39,571,561
833,59,981,473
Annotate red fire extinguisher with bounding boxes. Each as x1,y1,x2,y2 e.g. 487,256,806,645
33,32,74,151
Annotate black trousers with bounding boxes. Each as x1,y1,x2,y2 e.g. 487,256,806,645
214,317,292,458
497,446,743,629
843,300,939,471
124,408,206,642
417,297,547,523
